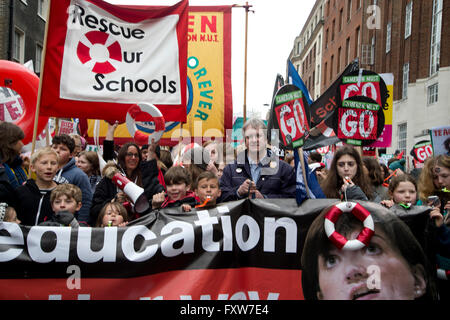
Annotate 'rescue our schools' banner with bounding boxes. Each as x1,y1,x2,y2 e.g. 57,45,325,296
84,6,233,146
39,0,188,123
0,199,430,300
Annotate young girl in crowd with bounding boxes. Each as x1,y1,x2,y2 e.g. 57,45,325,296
95,202,129,227
381,174,419,210
321,146,375,201
0,202,20,224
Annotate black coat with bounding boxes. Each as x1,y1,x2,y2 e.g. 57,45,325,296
15,179,57,226
219,149,296,202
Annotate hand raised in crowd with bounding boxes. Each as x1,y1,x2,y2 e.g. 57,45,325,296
113,191,128,203
237,179,254,198
380,199,394,208
152,191,166,209
206,160,218,175
340,176,355,194
106,120,119,140
248,181,264,199
429,205,444,228
182,204,192,212
316,169,327,181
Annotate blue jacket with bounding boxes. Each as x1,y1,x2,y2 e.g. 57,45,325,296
54,158,93,225
219,149,296,202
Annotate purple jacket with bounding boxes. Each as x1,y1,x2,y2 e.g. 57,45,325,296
219,149,296,202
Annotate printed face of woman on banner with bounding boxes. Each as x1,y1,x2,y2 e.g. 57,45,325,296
316,228,426,300
301,203,437,300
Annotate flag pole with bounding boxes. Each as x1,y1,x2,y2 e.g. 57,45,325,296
298,147,310,196
233,3,253,123
31,0,52,155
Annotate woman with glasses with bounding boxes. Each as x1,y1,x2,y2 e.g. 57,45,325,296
90,122,164,223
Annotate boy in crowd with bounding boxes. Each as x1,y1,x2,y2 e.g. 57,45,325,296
52,134,92,225
40,184,82,227
151,166,197,212
194,171,222,208
15,147,59,225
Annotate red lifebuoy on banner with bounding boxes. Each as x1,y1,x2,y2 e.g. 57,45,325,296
324,202,375,250
0,60,49,144
126,102,165,145
76,31,122,74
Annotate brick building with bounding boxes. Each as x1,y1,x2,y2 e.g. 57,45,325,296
290,0,449,167
289,0,325,100
0,0,47,74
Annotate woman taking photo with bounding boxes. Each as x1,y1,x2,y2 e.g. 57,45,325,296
322,146,375,201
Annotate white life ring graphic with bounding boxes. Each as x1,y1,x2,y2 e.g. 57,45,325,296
126,103,165,145
76,30,122,74
324,202,375,250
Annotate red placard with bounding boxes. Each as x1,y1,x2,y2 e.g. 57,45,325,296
340,75,382,106
414,143,433,163
337,107,378,142
275,97,310,148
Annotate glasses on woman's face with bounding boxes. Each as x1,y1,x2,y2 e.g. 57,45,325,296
126,152,139,158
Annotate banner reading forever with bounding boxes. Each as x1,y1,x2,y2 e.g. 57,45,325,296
0,199,430,300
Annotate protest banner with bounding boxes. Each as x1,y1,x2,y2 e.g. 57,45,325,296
84,5,233,146
38,0,188,123
0,198,431,300
430,125,450,156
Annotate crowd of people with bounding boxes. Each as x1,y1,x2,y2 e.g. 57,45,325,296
0,119,449,300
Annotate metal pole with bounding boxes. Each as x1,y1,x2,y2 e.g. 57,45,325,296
232,3,253,123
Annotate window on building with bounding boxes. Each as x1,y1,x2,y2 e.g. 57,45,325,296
337,47,341,73
13,28,25,63
339,8,343,31
38,0,47,19
325,28,329,48
35,44,43,73
318,35,321,54
402,63,409,99
330,55,334,81
316,65,320,84
332,19,335,41
397,123,407,156
427,83,439,105
347,0,352,21
345,37,350,66
324,62,328,86
430,0,442,76
386,22,391,53
405,1,413,39
355,26,360,59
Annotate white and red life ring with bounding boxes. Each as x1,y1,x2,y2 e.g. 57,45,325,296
76,30,122,74
126,102,165,145
324,202,375,250
437,268,450,280
0,60,49,144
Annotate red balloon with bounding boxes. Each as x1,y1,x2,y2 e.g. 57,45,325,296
0,60,49,144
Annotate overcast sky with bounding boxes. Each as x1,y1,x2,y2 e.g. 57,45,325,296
106,0,316,120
